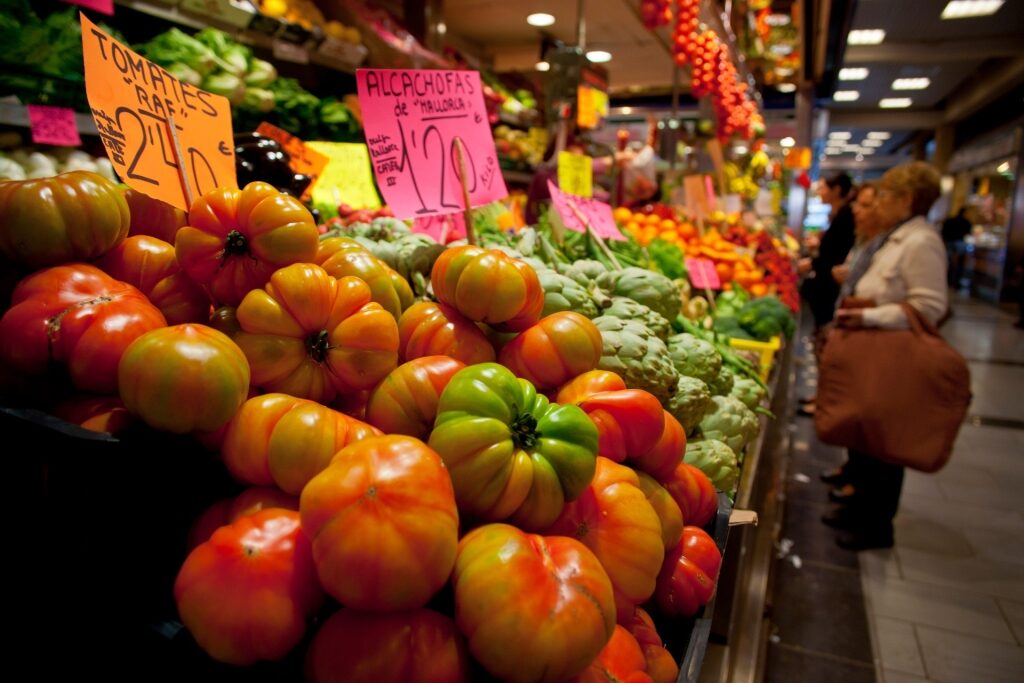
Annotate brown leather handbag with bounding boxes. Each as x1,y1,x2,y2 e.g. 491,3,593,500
814,304,971,472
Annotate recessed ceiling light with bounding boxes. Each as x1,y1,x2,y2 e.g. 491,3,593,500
848,29,886,45
834,90,861,101
775,67,796,77
527,13,555,27
770,44,794,56
892,77,931,90
862,139,885,147
880,98,913,108
941,1,1005,20
867,131,891,139
997,161,1010,173
535,61,550,72
859,148,875,155
839,68,870,81
766,13,791,26
586,50,612,63
620,106,633,115
825,147,844,155
777,83,797,93
780,137,796,148
829,131,852,140
734,145,749,155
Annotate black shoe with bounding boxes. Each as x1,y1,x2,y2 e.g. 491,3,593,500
821,507,862,530
828,484,857,503
836,528,894,551
819,467,846,485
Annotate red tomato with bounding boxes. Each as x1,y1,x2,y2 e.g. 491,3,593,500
187,487,299,549
118,324,250,434
453,523,616,683
52,395,133,434
431,245,543,330
365,356,465,439
632,410,687,481
623,607,679,683
306,608,470,683
544,457,665,623
0,264,165,392
397,300,495,365
655,526,722,617
575,389,665,463
570,625,653,683
173,509,324,665
555,369,628,404
498,312,603,391
635,471,684,550
300,435,459,610
123,187,187,244
662,462,718,527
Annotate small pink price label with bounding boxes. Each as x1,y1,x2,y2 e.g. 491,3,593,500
685,257,722,290
356,69,507,219
412,212,466,243
547,179,624,241
27,105,82,147
62,0,114,15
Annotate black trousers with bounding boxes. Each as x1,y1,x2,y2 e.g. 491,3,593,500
844,449,905,529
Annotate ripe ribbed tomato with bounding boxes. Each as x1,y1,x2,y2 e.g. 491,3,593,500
123,187,187,243
569,625,652,683
623,607,679,683
662,461,718,527
431,245,543,330
364,356,465,439
316,237,408,319
174,509,323,665
635,471,684,550
97,235,210,324
52,395,133,434
0,171,128,268
575,389,665,463
0,264,165,392
118,324,249,434
498,312,603,391
453,524,615,683
544,457,665,622
220,393,380,494
301,435,459,610
306,608,470,683
555,369,627,404
175,181,319,306
397,301,495,365
234,263,399,404
187,487,299,549
655,526,722,618
632,410,687,480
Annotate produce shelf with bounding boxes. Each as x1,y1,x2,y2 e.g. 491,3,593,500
0,101,98,136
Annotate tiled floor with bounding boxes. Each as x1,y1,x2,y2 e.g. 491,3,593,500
860,297,1024,683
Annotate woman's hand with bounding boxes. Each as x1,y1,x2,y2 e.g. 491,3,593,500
798,257,813,275
835,309,864,328
832,264,850,284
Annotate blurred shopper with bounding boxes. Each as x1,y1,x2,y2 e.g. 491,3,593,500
831,182,878,287
823,162,947,551
941,207,972,288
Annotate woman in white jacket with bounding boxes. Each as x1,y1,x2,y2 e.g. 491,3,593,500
824,161,946,550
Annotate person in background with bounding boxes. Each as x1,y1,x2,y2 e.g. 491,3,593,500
824,161,947,551
831,182,878,287
797,171,857,416
941,207,972,288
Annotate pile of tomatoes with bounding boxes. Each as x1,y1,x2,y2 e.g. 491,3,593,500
1,171,728,682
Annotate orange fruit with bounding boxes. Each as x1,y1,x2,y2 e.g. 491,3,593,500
715,262,734,281
613,207,633,224
659,231,680,243
645,214,662,226
659,218,677,232
626,221,642,235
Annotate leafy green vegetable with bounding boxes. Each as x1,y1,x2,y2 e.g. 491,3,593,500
648,238,687,279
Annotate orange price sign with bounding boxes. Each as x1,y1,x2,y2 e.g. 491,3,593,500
255,122,329,201
80,14,237,210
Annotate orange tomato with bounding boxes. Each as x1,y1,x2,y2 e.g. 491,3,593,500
659,218,677,232
715,262,734,281
613,207,633,224
750,283,768,297
625,221,642,236
678,223,697,240
659,231,680,243
644,214,662,226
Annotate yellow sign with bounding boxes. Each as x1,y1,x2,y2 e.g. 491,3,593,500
256,122,329,202
576,85,608,129
784,147,812,170
529,127,549,153
558,151,593,198
307,141,382,214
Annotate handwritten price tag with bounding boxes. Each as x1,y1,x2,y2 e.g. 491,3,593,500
548,179,624,241
557,151,592,198
256,122,328,200
306,141,381,214
356,69,507,219
412,212,466,243
685,257,722,290
27,105,81,147
81,15,237,211
63,0,113,15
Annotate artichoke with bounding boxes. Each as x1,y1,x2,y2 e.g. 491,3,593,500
593,315,679,403
597,267,681,321
538,269,600,318
667,333,722,385
731,376,767,411
698,396,759,454
684,439,740,493
603,296,671,340
667,375,712,433
707,367,735,396
558,259,612,308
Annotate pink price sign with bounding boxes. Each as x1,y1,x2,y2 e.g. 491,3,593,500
62,0,114,15
27,105,82,147
547,180,624,241
685,257,722,290
356,69,507,219
412,212,466,243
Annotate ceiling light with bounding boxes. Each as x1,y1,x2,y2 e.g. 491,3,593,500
859,148,875,155
766,13,791,26
777,83,797,93
856,154,865,162
825,147,844,155
848,29,886,45
829,131,853,140
880,98,913,108
941,1,1005,20
892,77,931,90
586,50,612,63
775,67,796,77
437,22,447,35
839,67,869,81
620,106,633,115
780,137,795,148
997,161,1010,173
862,139,885,147
527,13,555,27
535,61,550,72
734,145,749,155
770,44,794,56
867,131,891,139
834,90,860,101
